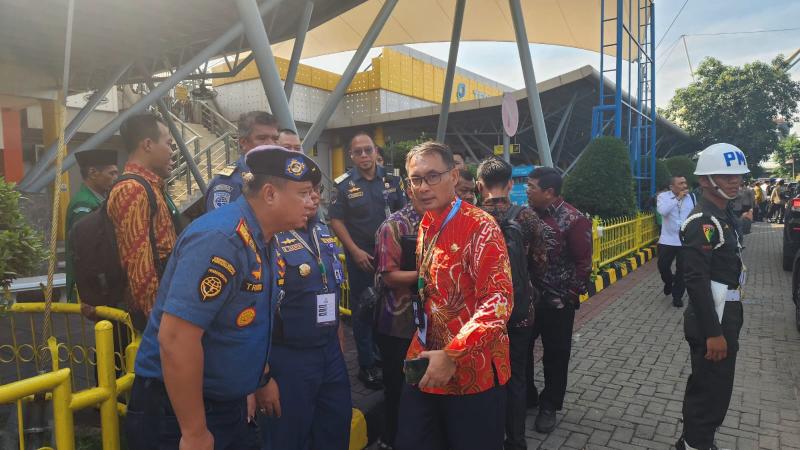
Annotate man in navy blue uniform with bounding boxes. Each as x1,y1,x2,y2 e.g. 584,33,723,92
126,146,320,450
258,176,352,449
329,132,407,389
205,111,280,212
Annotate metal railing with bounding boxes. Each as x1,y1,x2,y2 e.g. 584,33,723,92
198,100,236,137
0,302,139,450
592,212,658,271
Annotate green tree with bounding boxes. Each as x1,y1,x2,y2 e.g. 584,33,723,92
663,156,697,187
386,135,429,177
663,56,800,164
655,159,672,191
772,135,800,179
563,137,636,218
0,178,47,291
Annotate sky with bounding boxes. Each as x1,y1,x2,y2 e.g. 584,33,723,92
300,0,800,108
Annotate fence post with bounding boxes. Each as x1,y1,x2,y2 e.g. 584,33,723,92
51,370,75,450
592,217,601,272
95,320,121,450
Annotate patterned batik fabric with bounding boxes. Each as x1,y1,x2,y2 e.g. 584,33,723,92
406,200,513,395
107,163,177,316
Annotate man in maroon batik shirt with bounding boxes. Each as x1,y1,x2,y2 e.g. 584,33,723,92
525,167,592,434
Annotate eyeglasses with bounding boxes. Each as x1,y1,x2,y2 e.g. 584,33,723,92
350,147,374,157
406,170,452,188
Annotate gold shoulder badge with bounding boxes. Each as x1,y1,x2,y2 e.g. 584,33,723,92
199,268,228,302
211,256,236,276
216,165,236,177
236,307,257,327
334,172,350,184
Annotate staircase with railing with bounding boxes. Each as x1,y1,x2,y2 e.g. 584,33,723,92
167,101,238,211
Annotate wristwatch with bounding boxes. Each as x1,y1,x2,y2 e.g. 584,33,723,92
258,371,272,388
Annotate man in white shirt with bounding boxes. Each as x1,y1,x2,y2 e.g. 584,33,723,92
657,176,695,307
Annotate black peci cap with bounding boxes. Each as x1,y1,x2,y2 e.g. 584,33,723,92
245,145,321,185
74,149,118,169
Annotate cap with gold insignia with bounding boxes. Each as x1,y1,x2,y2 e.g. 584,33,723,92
245,145,321,185
75,149,118,169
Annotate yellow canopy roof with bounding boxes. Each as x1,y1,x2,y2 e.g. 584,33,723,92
271,0,651,62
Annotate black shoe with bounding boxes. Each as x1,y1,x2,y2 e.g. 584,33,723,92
534,408,557,434
358,367,383,390
664,284,672,296
675,436,720,450
673,298,684,307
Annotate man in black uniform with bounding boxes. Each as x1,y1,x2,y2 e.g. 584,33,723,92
329,131,406,389
677,143,749,450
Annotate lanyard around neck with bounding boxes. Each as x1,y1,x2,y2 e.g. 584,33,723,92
417,198,463,295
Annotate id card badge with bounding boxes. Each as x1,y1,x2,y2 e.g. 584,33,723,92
316,292,337,327
417,313,428,347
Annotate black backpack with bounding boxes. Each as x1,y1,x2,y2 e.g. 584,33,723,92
70,174,162,312
500,205,533,325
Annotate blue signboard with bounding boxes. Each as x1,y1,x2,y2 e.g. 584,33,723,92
510,165,536,206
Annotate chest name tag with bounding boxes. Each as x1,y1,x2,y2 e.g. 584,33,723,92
316,293,337,327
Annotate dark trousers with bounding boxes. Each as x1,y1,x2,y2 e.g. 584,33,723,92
658,244,686,302
505,326,534,450
527,306,575,411
395,384,507,450
376,333,412,447
769,203,785,222
682,302,744,449
125,377,260,450
346,255,376,368
260,339,352,450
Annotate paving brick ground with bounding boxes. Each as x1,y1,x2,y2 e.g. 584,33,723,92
522,222,800,450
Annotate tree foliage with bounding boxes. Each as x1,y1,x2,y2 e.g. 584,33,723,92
663,56,800,164
386,135,429,177
654,159,672,191
772,135,800,179
663,156,697,187
0,179,47,289
563,137,636,218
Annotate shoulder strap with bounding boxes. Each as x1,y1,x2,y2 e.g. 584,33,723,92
503,204,524,224
115,174,162,275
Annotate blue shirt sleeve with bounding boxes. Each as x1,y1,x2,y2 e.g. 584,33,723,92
328,182,348,220
206,177,241,212
161,230,243,329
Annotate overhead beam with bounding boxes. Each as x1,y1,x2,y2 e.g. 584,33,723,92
284,1,314,100
236,0,296,132
550,92,578,163
26,0,282,193
436,0,467,143
453,131,481,163
18,62,132,190
302,0,399,152
508,0,553,167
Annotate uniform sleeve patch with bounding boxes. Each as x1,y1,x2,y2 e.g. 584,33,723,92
199,269,228,302
702,224,715,242
241,281,264,292
213,191,231,208
236,306,257,327
211,256,236,276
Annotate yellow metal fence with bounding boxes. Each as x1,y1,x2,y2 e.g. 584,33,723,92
0,303,138,450
592,212,658,271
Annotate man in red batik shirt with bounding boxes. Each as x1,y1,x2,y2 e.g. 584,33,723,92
395,142,513,450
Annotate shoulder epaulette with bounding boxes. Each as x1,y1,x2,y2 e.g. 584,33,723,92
334,172,350,184
681,212,725,249
216,165,237,177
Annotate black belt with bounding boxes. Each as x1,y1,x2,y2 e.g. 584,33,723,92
131,377,243,416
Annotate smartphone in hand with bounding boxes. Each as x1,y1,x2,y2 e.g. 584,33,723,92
404,358,430,385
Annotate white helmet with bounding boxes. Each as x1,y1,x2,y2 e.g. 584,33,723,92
694,143,750,175
694,143,749,200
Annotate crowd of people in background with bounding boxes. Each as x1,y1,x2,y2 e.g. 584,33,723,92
64,107,762,450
